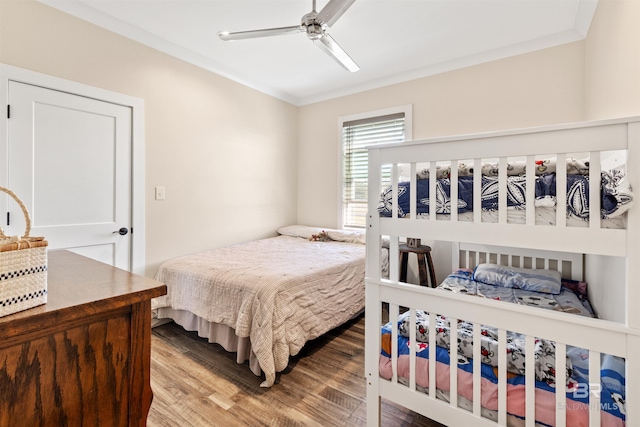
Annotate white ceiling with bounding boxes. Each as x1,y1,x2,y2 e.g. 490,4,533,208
39,0,598,106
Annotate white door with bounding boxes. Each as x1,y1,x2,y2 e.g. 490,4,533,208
7,81,132,270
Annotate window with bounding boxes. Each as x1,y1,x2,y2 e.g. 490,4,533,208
340,105,412,228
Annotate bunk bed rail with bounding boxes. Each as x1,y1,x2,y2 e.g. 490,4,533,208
365,117,640,427
371,117,640,258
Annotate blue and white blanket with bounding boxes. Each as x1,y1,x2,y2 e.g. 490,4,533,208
378,170,633,220
398,269,595,387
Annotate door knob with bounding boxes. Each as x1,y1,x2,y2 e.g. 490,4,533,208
113,227,129,236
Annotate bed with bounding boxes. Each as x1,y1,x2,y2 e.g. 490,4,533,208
364,117,640,426
152,225,366,387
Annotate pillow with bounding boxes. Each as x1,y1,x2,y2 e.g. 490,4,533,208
472,263,562,295
325,229,366,245
277,225,326,240
277,225,366,244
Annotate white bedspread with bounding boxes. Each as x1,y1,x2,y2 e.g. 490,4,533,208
152,235,365,387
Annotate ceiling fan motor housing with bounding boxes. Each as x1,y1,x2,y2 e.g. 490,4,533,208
302,12,326,40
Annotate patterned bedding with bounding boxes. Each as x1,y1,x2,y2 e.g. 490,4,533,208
379,335,626,426
378,170,633,221
380,270,626,426
397,270,593,386
153,234,365,387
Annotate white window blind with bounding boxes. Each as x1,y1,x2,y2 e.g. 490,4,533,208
342,112,405,228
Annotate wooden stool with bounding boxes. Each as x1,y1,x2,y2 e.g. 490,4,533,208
399,244,437,287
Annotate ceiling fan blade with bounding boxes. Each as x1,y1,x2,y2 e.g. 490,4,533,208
218,25,303,41
317,0,356,27
313,34,359,72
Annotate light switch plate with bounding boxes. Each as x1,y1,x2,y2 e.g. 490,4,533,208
155,186,165,200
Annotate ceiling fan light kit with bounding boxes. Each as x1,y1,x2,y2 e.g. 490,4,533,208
218,0,359,72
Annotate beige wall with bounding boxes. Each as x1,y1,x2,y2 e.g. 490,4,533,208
585,0,640,119
297,42,586,229
584,0,640,323
2,0,638,280
0,0,299,277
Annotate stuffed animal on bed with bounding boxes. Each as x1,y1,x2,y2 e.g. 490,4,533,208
309,231,331,241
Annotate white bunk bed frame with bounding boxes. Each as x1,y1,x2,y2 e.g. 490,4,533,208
365,117,640,427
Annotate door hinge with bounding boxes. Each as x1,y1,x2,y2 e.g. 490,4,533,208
6,105,10,119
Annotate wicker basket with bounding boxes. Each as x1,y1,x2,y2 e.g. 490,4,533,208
0,186,48,317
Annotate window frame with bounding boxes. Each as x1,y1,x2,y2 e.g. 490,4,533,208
337,104,413,229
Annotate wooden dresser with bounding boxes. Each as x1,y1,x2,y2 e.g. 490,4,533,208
0,251,167,427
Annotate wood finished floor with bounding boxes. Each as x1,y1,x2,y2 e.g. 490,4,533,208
148,315,445,427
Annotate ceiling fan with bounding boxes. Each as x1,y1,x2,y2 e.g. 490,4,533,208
218,0,359,72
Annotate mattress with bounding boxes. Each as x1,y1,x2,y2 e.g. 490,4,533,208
153,234,366,387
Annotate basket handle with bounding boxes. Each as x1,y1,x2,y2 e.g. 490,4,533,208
0,186,32,239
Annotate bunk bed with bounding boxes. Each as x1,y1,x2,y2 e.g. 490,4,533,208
364,117,640,427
